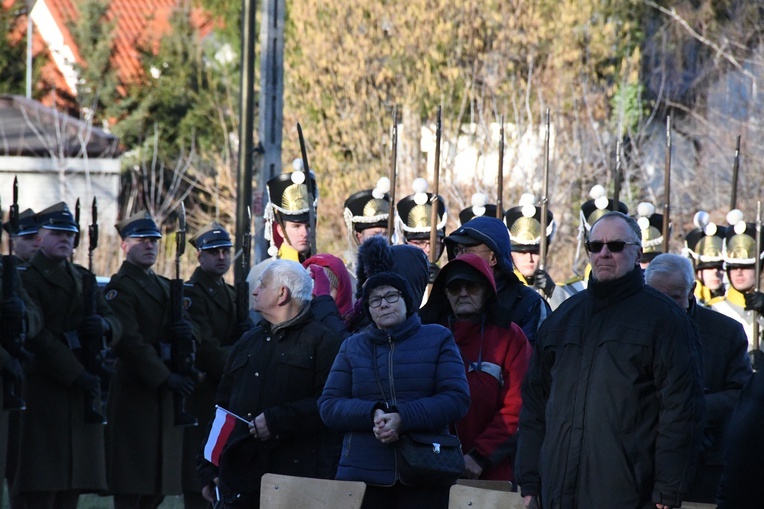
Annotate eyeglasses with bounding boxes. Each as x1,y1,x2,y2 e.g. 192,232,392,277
585,240,640,253
454,244,491,256
445,281,482,295
368,291,402,308
408,239,430,249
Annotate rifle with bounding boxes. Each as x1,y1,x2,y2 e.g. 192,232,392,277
662,116,671,254
428,106,442,267
497,115,505,219
297,122,317,256
72,198,81,263
236,207,252,326
754,201,761,354
387,106,398,244
169,203,201,427
79,197,109,424
1,179,29,411
730,135,741,211
538,109,550,272
612,141,622,211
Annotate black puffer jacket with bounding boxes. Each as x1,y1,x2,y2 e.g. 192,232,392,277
516,267,704,509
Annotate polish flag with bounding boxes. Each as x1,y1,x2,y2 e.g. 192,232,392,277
204,407,241,466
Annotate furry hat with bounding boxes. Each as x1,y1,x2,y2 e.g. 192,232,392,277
362,272,415,321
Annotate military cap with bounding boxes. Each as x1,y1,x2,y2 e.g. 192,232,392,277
458,193,502,225
344,177,391,233
3,208,38,237
115,210,162,239
579,185,628,232
396,178,447,241
683,211,726,270
265,164,318,225
190,222,233,250
635,202,666,262
504,193,555,252
35,202,78,232
724,209,763,266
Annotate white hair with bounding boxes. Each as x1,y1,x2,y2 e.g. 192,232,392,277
262,259,314,304
644,253,695,292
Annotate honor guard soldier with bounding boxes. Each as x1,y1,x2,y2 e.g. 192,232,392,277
709,209,764,353
3,209,40,264
634,201,666,269
684,211,727,306
504,193,561,308
182,222,251,509
105,210,195,509
458,193,502,225
396,178,447,283
17,202,121,509
248,164,318,316
343,177,391,273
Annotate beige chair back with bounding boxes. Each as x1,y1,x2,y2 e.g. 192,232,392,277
260,473,366,509
448,483,526,509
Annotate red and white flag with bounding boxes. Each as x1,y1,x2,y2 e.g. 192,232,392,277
204,406,247,466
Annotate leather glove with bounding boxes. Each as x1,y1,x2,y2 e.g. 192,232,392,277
744,291,764,313
75,371,100,398
78,314,105,339
749,349,764,372
171,319,194,342
1,296,24,324
428,262,440,285
1,358,23,383
532,269,556,298
235,319,255,339
308,265,332,297
165,373,195,396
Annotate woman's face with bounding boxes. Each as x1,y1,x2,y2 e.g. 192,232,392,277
368,285,407,330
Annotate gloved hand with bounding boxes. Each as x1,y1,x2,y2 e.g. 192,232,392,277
307,265,332,297
75,371,100,398
235,319,255,339
532,269,556,298
749,349,764,372
165,373,195,396
1,358,23,383
744,291,764,313
171,319,194,342
428,263,440,285
78,314,105,339
1,296,24,323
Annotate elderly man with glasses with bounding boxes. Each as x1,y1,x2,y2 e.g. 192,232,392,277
516,212,704,509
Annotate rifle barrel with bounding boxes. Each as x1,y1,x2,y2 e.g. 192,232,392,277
497,115,505,219
388,107,398,244
539,109,550,272
428,106,442,266
662,115,672,254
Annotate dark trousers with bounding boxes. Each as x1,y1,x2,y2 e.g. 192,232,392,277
361,483,450,509
19,490,79,509
113,493,165,509
184,491,212,509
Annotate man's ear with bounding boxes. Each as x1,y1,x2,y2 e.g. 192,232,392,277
489,251,498,267
275,222,285,238
277,285,291,306
635,248,643,266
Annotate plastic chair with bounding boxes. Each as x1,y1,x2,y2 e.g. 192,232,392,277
448,483,525,509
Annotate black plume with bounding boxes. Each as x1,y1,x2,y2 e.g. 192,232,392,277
355,236,394,299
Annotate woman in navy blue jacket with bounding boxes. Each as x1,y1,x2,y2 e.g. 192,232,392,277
319,272,470,509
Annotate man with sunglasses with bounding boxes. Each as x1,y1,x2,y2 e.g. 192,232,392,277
516,212,704,509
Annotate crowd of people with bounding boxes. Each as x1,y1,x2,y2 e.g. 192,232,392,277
0,166,763,509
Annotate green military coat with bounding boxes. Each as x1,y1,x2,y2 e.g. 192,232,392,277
16,251,121,493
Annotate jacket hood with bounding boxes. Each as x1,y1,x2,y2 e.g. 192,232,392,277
302,253,354,316
444,216,514,276
420,254,498,323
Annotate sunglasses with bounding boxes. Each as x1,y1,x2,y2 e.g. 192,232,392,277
585,240,640,253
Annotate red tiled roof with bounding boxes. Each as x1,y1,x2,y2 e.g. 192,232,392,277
36,0,215,94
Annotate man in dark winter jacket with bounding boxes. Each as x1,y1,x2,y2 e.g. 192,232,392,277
198,260,343,508
516,212,704,509
444,216,549,344
645,254,752,504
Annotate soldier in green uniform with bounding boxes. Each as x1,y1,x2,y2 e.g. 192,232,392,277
105,210,195,509
182,222,251,509
3,209,40,264
634,201,666,269
504,193,559,307
684,211,727,306
16,202,121,509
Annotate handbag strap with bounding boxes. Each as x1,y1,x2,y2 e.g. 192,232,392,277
372,341,396,408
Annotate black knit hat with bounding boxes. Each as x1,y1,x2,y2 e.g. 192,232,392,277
363,271,415,320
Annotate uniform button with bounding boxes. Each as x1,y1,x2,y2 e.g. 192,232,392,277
255,372,259,377
266,337,271,341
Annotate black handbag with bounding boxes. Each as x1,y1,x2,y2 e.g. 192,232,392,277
395,431,465,486
372,343,466,486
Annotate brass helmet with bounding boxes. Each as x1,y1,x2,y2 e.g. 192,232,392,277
683,211,726,270
635,202,666,263
504,193,555,252
264,159,318,256
395,178,447,242
724,209,763,266
458,193,502,225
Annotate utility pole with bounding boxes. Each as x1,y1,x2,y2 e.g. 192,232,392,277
235,0,257,285
253,0,285,263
